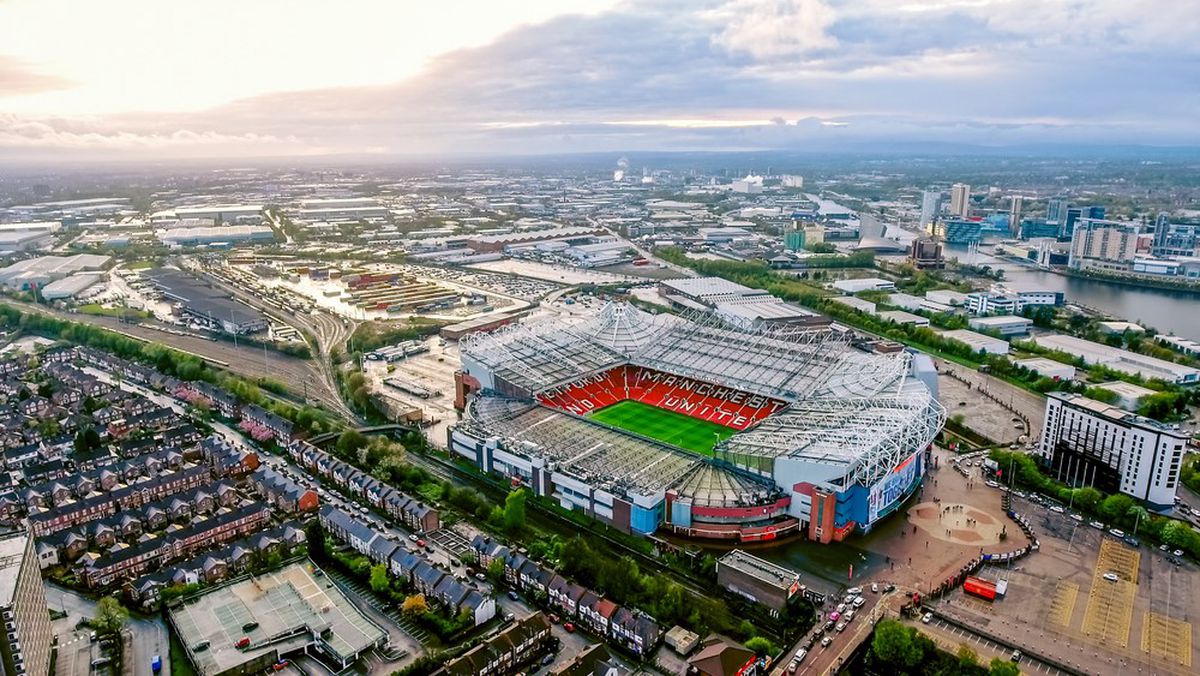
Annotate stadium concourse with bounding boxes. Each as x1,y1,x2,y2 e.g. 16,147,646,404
449,301,945,545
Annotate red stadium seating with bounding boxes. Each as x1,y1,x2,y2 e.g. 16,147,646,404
537,366,785,431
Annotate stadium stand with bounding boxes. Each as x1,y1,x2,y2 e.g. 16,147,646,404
537,366,787,431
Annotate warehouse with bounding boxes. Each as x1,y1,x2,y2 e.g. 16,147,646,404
968,315,1033,336
0,254,110,290
40,273,105,300
1013,357,1075,381
716,550,800,615
1033,334,1200,385
158,226,275,247
940,329,1010,355
145,269,267,334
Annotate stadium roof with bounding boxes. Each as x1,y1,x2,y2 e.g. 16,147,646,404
463,301,945,490
462,302,907,402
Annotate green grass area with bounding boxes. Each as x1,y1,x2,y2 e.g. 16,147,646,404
588,399,735,455
76,304,150,319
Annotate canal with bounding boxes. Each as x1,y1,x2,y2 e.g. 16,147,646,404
945,243,1200,340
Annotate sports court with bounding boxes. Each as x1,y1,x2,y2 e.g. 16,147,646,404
588,399,736,455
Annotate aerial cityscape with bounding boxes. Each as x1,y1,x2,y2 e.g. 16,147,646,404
1,2,1198,676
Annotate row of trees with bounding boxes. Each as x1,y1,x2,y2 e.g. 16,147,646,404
868,619,1018,676
0,304,337,437
989,449,1200,558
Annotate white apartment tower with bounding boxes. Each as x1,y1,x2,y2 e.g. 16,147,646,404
1037,392,1186,510
949,183,971,218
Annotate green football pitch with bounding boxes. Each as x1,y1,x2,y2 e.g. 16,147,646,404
587,399,736,455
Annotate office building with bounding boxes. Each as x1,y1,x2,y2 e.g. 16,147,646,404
941,219,983,245
1009,196,1024,238
0,529,53,676
716,550,800,616
968,315,1033,336
1020,219,1060,240
909,238,945,270
1151,213,1199,258
1037,392,1187,510
940,330,1009,355
949,183,971,218
918,190,941,230
1046,197,1068,226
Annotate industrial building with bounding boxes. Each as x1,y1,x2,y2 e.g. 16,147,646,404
297,198,388,221
1036,392,1187,510
0,529,53,676
715,550,800,615
831,278,895,294
158,225,275,247
145,269,267,334
1094,381,1158,411
0,254,111,290
940,329,1010,355
172,205,264,224
39,272,105,300
968,315,1033,337
659,277,823,329
1032,334,1200,385
1012,357,1076,381
169,562,387,675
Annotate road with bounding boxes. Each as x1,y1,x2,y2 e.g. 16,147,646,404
46,583,168,676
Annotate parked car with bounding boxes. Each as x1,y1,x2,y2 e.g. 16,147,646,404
507,591,520,601
835,622,846,633
1103,572,1119,582
564,622,575,633
1109,528,1125,538
922,613,932,624
821,636,832,648
871,582,879,593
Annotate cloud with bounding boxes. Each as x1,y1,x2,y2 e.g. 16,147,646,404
1,0,1197,160
710,0,837,59
0,55,73,96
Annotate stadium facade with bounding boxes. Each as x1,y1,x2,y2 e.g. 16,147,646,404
449,301,944,544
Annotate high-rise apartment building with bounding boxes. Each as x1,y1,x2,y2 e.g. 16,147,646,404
0,529,52,676
1068,219,1141,271
949,183,971,218
1009,195,1024,237
918,190,941,230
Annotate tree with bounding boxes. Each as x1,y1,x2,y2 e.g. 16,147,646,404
745,636,775,657
871,619,923,669
957,644,979,669
989,657,1020,676
1071,487,1103,513
1100,494,1135,525
370,563,390,594
305,521,327,562
92,596,128,636
502,489,528,534
74,427,102,454
401,594,429,617
487,558,506,583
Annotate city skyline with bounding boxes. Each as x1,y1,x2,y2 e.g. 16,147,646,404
1,0,1198,161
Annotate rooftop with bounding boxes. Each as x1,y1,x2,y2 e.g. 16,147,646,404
717,549,798,590
169,562,384,675
0,530,29,607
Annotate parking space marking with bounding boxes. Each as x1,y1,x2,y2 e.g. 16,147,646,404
1082,539,1138,649
1141,611,1192,668
1048,581,1078,629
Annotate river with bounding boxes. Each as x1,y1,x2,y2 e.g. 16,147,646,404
945,243,1200,340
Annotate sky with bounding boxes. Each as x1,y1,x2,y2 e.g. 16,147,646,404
1,0,1197,161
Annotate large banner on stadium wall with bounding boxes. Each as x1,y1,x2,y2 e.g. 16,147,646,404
867,450,921,523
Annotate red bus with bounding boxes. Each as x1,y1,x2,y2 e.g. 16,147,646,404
963,576,997,601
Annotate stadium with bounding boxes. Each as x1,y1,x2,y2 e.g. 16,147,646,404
449,300,945,544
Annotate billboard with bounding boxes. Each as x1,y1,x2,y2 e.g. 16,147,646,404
867,451,921,523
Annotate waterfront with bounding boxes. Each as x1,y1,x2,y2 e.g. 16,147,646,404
946,244,1200,340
